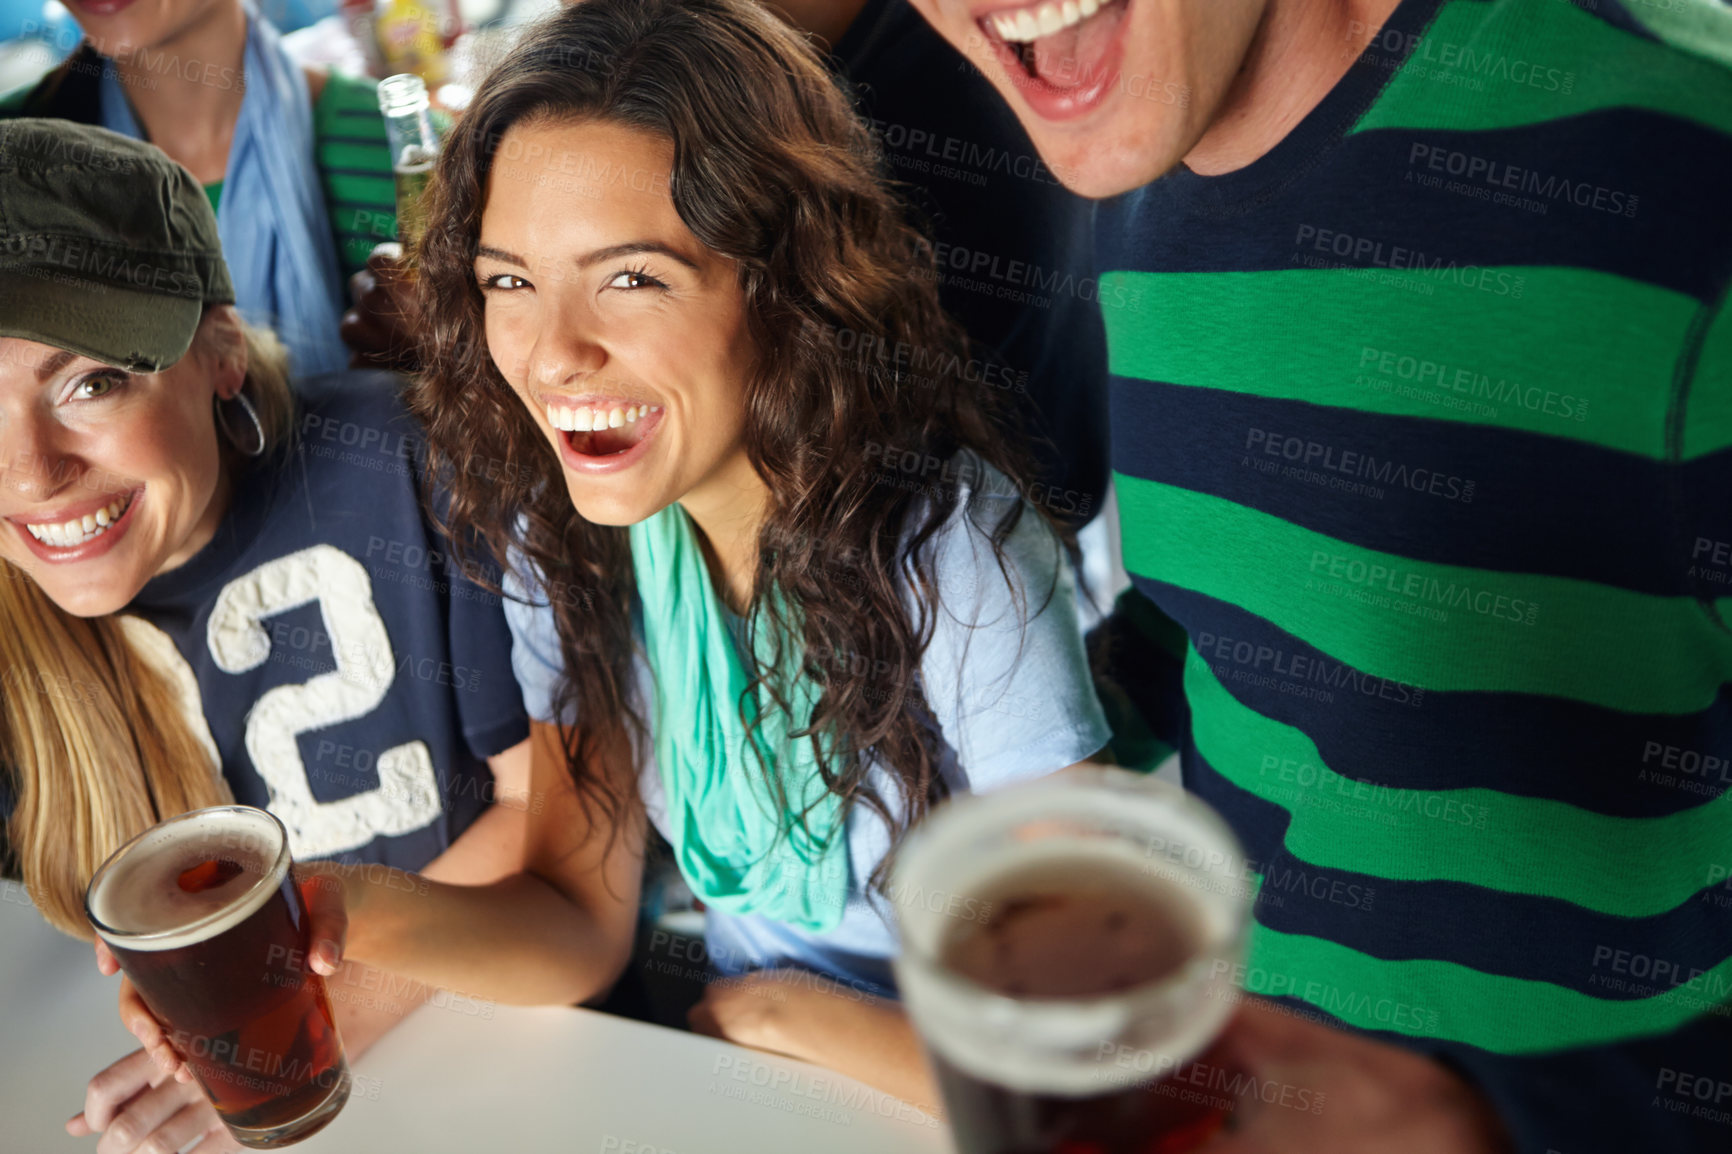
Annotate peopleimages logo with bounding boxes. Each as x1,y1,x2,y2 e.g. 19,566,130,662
1208,961,1443,1032
1195,630,1427,707
0,235,201,297
921,239,1141,309
806,322,1029,394
1245,427,1475,503
1407,144,1638,217
1351,22,1576,94
1292,225,1526,297
1640,741,1732,789
1306,551,1540,626
3,119,138,171
1654,1068,1732,1128
1358,346,1589,423
1591,946,1732,997
864,117,1065,188
1258,754,1488,829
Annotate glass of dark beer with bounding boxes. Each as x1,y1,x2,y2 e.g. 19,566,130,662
84,806,350,1148
893,768,1251,1154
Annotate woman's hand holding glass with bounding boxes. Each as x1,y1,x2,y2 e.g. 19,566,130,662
73,864,352,1149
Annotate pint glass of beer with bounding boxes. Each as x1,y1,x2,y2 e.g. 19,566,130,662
893,769,1251,1154
84,806,350,1148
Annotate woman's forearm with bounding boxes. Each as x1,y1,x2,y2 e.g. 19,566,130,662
417,738,538,886
337,866,630,1007
773,989,940,1114
314,726,642,1009
323,957,428,1056
701,971,943,1115
318,789,532,1054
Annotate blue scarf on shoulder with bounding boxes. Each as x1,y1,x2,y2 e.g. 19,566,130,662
100,7,348,374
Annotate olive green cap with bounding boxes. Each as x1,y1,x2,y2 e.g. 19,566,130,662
0,119,235,373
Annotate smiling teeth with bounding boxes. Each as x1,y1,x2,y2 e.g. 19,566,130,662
545,402,663,432
989,0,1100,43
25,494,131,548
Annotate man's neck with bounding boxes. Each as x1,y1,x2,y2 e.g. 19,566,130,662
1183,0,1404,176
112,2,248,184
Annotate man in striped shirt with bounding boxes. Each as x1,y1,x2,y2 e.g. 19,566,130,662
904,0,1732,1150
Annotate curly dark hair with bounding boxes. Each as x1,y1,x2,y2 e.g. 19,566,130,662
409,0,1064,885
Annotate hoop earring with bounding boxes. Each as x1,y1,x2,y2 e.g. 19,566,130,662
214,391,266,458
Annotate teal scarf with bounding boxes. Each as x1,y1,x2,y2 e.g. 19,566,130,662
630,504,850,933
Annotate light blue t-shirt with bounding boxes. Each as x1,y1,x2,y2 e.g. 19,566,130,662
504,466,1111,997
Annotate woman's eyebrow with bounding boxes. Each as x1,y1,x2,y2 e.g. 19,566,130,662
475,241,701,273
35,349,76,381
476,244,527,266
577,242,700,272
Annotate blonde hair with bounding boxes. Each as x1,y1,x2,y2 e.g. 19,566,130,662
1,320,295,937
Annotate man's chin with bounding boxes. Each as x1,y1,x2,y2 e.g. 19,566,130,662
1022,119,1194,199
1050,149,1175,199
970,63,1195,197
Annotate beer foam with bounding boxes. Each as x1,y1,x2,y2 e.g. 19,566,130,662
905,841,1235,1096
941,855,1205,999
892,776,1249,1098
88,808,286,952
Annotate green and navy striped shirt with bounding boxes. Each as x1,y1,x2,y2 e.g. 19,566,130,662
1097,0,1732,1149
311,69,400,281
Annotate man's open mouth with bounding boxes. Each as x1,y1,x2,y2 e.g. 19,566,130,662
545,400,664,458
980,0,1131,91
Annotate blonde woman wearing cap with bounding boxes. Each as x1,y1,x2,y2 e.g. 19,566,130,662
0,121,563,1154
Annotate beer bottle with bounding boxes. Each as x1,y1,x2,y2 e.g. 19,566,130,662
377,73,440,254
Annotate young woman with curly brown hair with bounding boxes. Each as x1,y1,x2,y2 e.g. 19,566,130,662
408,0,1115,1105
143,0,1112,1110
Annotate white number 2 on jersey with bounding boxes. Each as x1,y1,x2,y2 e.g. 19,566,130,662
198,544,442,858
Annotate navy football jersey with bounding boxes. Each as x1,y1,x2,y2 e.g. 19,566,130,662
117,371,528,870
